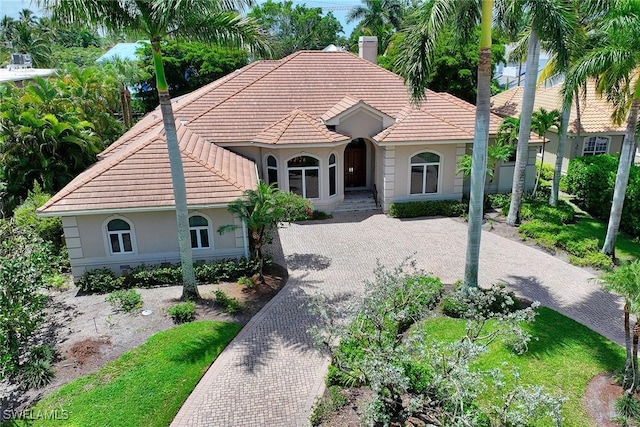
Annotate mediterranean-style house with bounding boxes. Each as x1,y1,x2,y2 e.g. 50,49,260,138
38,37,542,278
490,80,626,173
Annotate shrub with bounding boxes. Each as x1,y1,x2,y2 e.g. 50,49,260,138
311,210,332,220
563,155,617,219
237,276,254,289
569,251,614,270
389,200,468,218
564,238,599,258
167,302,197,324
536,160,555,182
310,386,348,426
78,258,262,293
485,193,511,210
21,359,55,389
106,289,142,313
214,289,244,313
441,284,522,319
13,183,64,251
44,273,70,291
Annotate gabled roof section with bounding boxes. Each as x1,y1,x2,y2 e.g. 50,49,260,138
320,96,395,127
39,123,257,215
375,106,475,142
490,81,626,134
253,109,350,145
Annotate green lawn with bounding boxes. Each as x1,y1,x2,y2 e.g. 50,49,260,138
568,213,640,261
8,320,241,427
420,307,625,426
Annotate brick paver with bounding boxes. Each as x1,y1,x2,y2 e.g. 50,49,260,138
171,213,624,427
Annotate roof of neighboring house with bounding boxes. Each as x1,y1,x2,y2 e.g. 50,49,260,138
96,41,148,63
0,67,55,83
102,50,518,159
38,123,257,215
490,81,626,134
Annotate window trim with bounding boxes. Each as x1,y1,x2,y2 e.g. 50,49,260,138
265,154,278,187
103,216,137,256
328,152,337,197
189,213,213,250
408,150,442,196
286,154,322,199
582,136,610,156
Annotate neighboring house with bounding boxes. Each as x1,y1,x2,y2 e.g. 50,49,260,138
491,81,625,173
39,38,541,278
95,41,148,63
0,67,55,87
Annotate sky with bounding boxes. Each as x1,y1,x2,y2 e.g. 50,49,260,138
0,0,360,36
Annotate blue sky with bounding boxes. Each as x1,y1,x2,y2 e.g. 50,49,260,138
0,0,360,36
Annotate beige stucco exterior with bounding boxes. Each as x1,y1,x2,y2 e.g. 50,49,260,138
542,131,625,173
63,208,246,278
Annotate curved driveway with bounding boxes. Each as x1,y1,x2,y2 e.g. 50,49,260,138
172,213,624,427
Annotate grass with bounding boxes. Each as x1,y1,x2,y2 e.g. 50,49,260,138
420,307,625,426
7,320,241,427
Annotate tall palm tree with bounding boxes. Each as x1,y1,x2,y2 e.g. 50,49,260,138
564,0,640,258
501,0,577,226
347,0,406,54
530,108,561,195
41,0,268,300
102,57,150,128
396,0,492,290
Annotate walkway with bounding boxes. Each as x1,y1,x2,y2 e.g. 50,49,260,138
171,213,624,427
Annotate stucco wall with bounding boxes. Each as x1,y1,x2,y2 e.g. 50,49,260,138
542,131,625,173
336,110,383,139
65,208,245,278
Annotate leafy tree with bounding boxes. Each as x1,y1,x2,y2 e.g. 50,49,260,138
135,41,248,113
43,0,268,301
0,10,52,67
530,108,561,195
218,180,311,279
249,0,344,59
564,0,640,258
396,0,494,290
0,220,50,379
598,261,640,395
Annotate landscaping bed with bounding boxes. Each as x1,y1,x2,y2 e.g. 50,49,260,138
1,263,286,423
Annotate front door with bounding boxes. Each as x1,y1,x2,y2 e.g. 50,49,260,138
345,139,367,188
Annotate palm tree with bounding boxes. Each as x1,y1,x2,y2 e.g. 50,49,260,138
564,0,640,259
41,0,268,300
102,57,151,128
347,0,406,54
396,0,492,290
530,108,561,196
502,0,577,226
598,261,640,395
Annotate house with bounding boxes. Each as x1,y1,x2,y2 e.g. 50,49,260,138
490,81,626,173
38,37,541,278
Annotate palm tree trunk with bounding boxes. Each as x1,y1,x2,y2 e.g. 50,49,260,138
532,139,545,197
550,104,570,206
602,97,640,258
572,91,582,158
633,321,640,394
463,0,493,290
506,29,540,226
624,304,633,391
151,40,199,300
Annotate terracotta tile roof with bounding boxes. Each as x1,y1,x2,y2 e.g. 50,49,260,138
38,123,257,214
375,106,475,142
490,81,626,134
253,109,351,145
320,95,362,122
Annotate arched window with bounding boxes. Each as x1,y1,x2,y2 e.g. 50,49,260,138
189,215,210,249
329,153,337,196
266,155,278,187
107,218,134,254
410,152,440,194
288,156,320,198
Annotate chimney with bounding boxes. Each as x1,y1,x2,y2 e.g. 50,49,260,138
358,36,378,64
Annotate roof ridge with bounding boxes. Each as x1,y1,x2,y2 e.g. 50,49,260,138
188,53,306,124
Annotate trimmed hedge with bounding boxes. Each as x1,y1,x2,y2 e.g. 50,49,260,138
76,257,264,293
389,200,468,218
564,155,640,237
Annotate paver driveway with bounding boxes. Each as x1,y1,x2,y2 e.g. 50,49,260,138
171,213,624,427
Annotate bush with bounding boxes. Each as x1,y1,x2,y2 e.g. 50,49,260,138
563,155,617,219
237,276,254,289
78,258,262,293
167,301,197,324
441,284,522,319
310,386,348,426
106,289,142,313
389,200,468,218
485,193,511,211
13,183,64,251
214,289,244,313
569,251,614,270
536,160,555,182
21,359,55,389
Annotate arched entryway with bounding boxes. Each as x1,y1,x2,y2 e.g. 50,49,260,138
344,138,367,188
